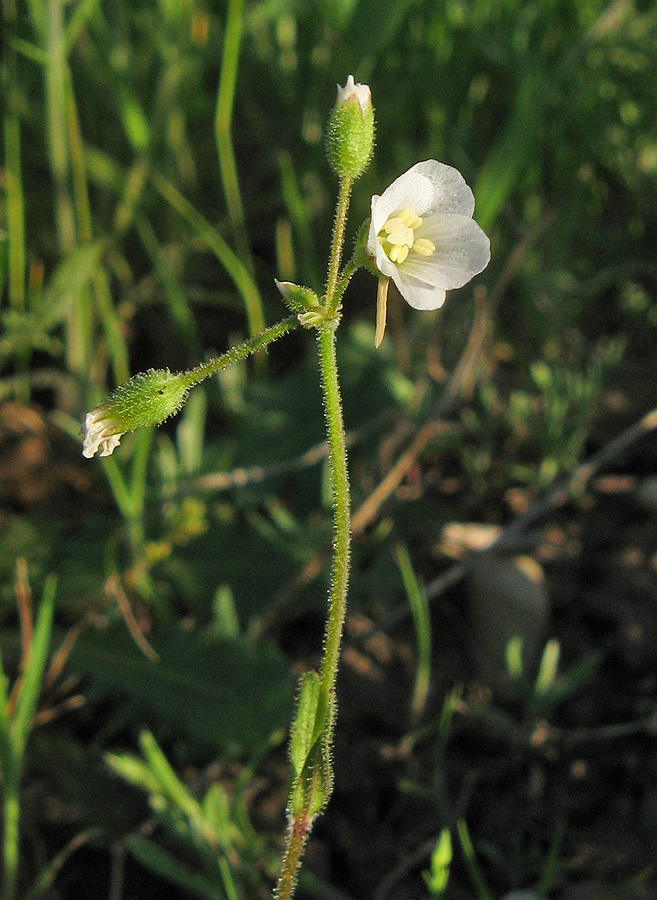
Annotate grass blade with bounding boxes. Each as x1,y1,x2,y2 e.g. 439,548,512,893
10,575,57,756
395,543,431,725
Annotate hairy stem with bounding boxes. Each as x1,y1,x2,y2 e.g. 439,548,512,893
325,177,352,316
274,323,351,900
315,324,351,731
182,315,299,388
274,806,312,900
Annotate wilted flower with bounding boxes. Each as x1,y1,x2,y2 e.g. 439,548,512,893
82,409,124,458
336,74,371,115
81,368,190,459
367,160,490,345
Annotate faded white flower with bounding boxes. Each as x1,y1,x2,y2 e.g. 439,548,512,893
81,369,190,459
367,160,490,345
336,74,372,115
82,408,123,458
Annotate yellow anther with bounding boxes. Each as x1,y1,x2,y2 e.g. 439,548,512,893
383,216,406,232
386,226,414,247
400,209,423,229
413,238,435,256
378,208,431,266
389,244,409,264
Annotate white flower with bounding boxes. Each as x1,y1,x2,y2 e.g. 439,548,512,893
82,408,123,458
367,160,490,343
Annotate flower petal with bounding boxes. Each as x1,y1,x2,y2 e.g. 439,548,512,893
82,409,123,458
401,214,491,290
368,169,434,242
408,160,476,217
391,269,448,311
371,238,399,281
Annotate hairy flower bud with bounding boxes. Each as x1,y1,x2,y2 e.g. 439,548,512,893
82,368,190,458
275,280,320,314
326,75,374,180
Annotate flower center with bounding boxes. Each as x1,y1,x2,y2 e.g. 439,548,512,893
378,208,435,265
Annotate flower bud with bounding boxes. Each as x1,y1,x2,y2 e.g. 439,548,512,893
326,75,374,180
82,368,190,458
275,279,320,314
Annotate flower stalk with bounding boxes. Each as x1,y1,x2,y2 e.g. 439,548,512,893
274,192,352,900
325,176,352,317
82,316,299,458
274,75,372,884
315,323,351,731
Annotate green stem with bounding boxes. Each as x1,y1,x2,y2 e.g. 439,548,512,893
181,315,299,389
325,177,352,316
275,170,354,900
314,324,351,732
274,325,351,900
335,258,358,301
274,810,312,900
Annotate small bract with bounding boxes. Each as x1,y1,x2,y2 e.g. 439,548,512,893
367,160,490,343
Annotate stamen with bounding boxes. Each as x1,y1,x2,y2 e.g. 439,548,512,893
386,226,414,247
378,208,430,266
413,238,435,256
389,245,409,264
375,277,390,348
383,216,406,232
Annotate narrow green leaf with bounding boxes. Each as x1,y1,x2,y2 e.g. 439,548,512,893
150,171,263,337
202,784,238,851
456,819,494,900
23,829,97,900
473,68,545,232
67,623,293,754
105,751,161,795
0,231,7,298
277,151,321,291
0,637,12,772
38,240,107,329
396,543,431,724
126,835,222,900
63,0,103,55
4,115,26,311
8,37,51,67
290,671,321,777
11,575,57,756
289,742,331,820
138,731,201,821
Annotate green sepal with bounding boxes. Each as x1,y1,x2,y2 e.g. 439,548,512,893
102,369,190,432
351,219,378,276
326,87,375,180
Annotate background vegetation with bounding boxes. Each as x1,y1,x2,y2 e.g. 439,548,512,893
1,0,657,898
